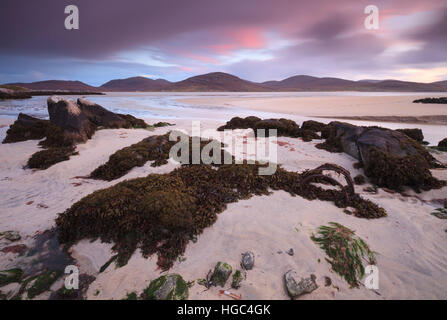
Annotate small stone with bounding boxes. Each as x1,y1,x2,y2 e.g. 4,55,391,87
284,270,318,298
231,270,244,289
431,211,447,219
142,274,188,300
286,248,294,256
0,231,21,242
324,276,332,287
277,250,282,254
241,252,254,270
211,262,232,287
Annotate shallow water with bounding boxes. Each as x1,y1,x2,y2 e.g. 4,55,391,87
0,92,446,144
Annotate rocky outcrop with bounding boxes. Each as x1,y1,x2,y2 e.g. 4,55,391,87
47,96,96,144
438,138,447,148
3,97,151,170
317,121,445,191
218,116,320,141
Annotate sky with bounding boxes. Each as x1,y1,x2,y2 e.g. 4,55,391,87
1,0,446,86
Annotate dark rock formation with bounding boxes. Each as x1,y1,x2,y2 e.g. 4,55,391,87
438,138,447,148
3,97,152,170
284,271,318,298
301,120,327,132
413,97,447,104
218,116,320,141
317,121,445,191
396,128,424,143
47,97,96,144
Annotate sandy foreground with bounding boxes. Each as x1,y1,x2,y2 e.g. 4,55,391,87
0,113,447,300
178,94,447,120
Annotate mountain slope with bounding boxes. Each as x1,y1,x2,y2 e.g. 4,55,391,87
168,72,272,92
100,76,172,91
7,80,98,91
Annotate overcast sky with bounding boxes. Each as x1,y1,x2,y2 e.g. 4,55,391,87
1,0,446,86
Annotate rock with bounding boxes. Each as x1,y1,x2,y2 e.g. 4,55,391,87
211,262,232,287
77,98,128,128
231,270,244,289
0,268,24,287
438,138,447,148
0,230,21,242
47,96,96,144
324,276,332,287
141,274,188,300
284,271,318,298
318,121,445,191
301,120,327,132
396,128,424,143
413,97,447,104
241,251,254,270
2,114,54,144
286,248,294,256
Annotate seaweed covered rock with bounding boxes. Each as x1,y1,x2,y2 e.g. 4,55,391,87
90,133,174,180
301,120,327,132
353,174,366,185
116,113,150,129
217,116,320,141
19,270,62,299
90,132,232,181
438,138,447,149
57,161,386,270
211,262,232,287
317,121,445,191
141,274,188,300
2,113,57,144
27,146,78,169
396,128,424,143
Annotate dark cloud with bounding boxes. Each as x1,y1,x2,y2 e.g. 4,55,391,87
0,0,446,83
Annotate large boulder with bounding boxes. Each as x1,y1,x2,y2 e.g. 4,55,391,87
284,271,318,299
77,98,128,128
317,121,445,191
47,96,96,144
2,113,53,144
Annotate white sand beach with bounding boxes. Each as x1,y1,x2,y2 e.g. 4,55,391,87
1,98,447,300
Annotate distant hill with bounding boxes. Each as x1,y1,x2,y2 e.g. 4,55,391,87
4,73,447,92
7,80,98,92
168,72,272,92
100,76,172,91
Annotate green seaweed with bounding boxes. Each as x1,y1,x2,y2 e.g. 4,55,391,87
311,222,375,287
0,268,24,287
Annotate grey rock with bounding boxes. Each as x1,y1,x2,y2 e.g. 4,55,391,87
77,98,127,128
286,248,294,256
241,251,255,270
284,270,318,298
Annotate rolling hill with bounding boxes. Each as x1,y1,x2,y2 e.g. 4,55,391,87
100,76,172,91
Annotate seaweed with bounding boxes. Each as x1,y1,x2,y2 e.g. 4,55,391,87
311,222,375,287
301,120,327,132
56,161,386,271
396,128,424,143
217,116,320,141
116,114,150,129
363,147,445,192
90,132,232,181
0,268,24,287
2,114,58,144
27,146,78,170
353,174,366,185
